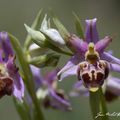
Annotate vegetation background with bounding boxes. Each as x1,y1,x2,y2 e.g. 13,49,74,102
0,0,120,120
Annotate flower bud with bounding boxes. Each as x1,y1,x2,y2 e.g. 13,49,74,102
40,15,65,47
29,53,60,68
24,24,46,47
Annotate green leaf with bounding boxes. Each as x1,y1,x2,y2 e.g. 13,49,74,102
53,17,70,41
73,12,84,39
24,9,43,50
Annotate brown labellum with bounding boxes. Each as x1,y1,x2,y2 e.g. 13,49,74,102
77,60,109,92
0,77,13,98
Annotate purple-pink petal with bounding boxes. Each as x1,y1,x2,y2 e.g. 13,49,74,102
0,32,14,61
70,81,89,97
101,52,120,65
30,65,43,90
58,65,78,81
106,76,120,96
44,69,59,85
85,18,99,43
67,34,88,54
0,49,4,62
6,56,24,100
107,63,120,73
13,77,24,101
95,36,112,53
49,89,71,111
57,55,83,81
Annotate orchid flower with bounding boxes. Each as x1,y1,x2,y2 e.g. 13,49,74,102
0,32,24,101
30,65,71,111
58,18,120,92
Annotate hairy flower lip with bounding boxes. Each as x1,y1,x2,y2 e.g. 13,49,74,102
0,77,14,98
78,60,109,89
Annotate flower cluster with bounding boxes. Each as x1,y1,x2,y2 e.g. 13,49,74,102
26,15,120,105
2,8,120,120
0,32,24,101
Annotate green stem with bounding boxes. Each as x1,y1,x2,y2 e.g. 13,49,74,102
89,90,101,120
89,88,109,120
9,34,45,120
99,87,109,120
13,98,32,120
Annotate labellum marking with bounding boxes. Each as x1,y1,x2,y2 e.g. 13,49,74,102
78,43,109,92
0,63,13,98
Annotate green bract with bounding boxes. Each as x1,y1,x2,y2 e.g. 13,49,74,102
24,24,46,47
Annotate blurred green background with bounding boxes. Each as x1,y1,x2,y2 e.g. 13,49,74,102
0,0,120,120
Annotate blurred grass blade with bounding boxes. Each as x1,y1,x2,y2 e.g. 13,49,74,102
24,9,43,50
53,17,70,41
73,12,84,39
